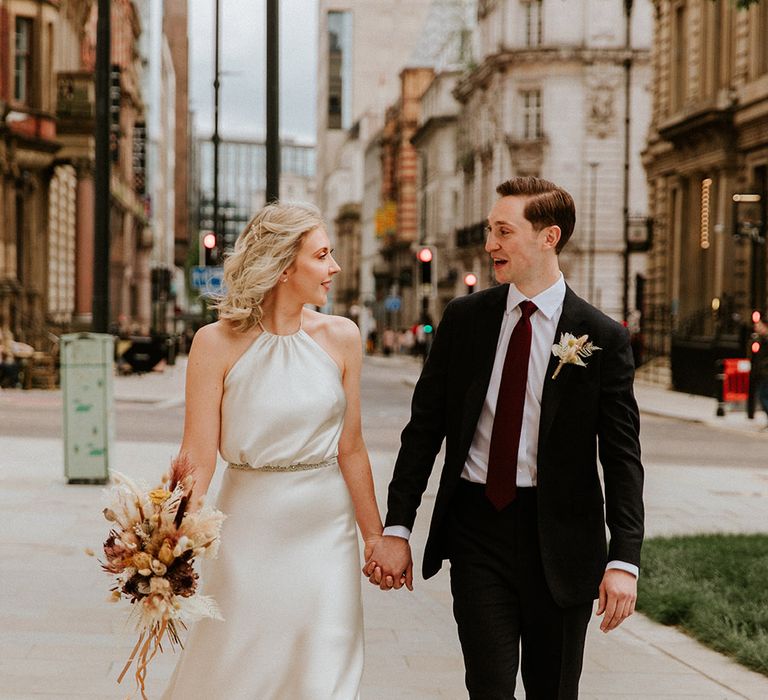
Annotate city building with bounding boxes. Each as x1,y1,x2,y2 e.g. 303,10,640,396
315,0,433,321
407,0,475,324
643,1,768,394
376,67,436,328
0,0,76,348
137,0,192,335
163,0,191,270
453,0,653,324
195,137,316,253
1,1,152,345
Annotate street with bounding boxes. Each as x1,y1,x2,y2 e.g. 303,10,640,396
1,356,768,698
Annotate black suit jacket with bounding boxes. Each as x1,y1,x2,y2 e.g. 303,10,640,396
385,284,644,608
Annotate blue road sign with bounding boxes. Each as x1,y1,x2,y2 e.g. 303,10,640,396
191,266,224,294
384,295,402,312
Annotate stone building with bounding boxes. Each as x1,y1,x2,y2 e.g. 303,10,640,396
377,67,436,328
0,0,78,347
411,69,464,322
0,0,153,348
453,0,653,322
315,0,433,324
643,0,768,394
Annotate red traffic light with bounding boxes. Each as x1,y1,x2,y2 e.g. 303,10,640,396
203,232,217,249
464,272,478,287
417,247,433,263
753,310,762,324
752,341,761,354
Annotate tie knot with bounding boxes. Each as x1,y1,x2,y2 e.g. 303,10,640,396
519,300,537,320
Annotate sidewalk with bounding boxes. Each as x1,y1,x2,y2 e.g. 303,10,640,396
634,380,768,435
1,356,768,698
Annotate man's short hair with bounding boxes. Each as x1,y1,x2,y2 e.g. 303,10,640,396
495,176,576,253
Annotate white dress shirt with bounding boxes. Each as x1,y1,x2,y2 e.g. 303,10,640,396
384,275,638,578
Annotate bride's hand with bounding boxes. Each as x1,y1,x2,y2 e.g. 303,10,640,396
363,533,383,565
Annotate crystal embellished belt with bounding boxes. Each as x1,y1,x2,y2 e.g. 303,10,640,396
227,457,338,472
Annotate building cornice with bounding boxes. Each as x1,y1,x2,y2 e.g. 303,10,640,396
657,103,735,147
411,115,456,147
454,46,651,102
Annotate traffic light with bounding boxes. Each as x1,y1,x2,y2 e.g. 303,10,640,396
751,310,763,355
202,231,217,266
464,272,478,294
417,247,433,285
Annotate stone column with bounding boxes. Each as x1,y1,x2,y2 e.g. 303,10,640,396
73,161,94,329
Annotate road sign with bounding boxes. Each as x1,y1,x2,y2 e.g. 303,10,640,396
384,295,402,312
191,266,224,294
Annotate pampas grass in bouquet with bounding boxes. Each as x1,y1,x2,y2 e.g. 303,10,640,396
89,454,226,699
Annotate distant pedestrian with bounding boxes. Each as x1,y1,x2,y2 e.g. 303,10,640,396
0,329,21,389
382,328,396,356
399,328,414,355
753,318,768,422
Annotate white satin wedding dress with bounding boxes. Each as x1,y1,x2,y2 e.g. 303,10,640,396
162,325,363,699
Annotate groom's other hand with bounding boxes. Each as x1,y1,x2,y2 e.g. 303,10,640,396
363,536,414,591
596,569,637,632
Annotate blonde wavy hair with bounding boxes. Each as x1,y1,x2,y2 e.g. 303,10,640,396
212,200,324,332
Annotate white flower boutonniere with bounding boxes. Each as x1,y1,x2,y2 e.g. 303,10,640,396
551,332,601,379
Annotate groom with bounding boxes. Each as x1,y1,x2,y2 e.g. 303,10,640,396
366,176,644,698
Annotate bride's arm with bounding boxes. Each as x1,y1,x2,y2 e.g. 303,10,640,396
335,319,384,559
179,324,226,508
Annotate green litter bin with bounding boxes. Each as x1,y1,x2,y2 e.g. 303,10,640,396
61,333,115,484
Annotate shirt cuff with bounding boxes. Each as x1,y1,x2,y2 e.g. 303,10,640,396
382,525,411,541
606,560,639,578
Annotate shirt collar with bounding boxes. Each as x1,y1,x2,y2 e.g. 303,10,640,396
505,273,566,321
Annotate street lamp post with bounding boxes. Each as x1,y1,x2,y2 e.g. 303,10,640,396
213,0,221,249
92,0,111,333
266,0,280,202
621,0,634,323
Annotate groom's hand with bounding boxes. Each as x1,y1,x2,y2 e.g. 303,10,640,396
362,536,413,591
596,569,637,632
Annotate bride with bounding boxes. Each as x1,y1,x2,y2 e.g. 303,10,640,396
162,201,390,699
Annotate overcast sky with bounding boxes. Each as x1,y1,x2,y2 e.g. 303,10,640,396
189,0,318,143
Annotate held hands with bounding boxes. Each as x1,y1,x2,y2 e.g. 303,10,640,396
596,569,637,632
362,536,414,591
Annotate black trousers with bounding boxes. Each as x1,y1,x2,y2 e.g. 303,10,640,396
447,480,592,700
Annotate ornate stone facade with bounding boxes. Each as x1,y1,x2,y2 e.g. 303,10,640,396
453,0,653,322
643,0,768,393
1,0,155,348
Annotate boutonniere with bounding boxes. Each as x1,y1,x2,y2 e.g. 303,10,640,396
551,332,601,379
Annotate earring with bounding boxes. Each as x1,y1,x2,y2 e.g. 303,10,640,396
282,275,288,283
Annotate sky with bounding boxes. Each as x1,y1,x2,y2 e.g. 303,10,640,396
188,0,318,143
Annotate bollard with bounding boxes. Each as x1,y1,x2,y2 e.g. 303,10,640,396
715,358,726,417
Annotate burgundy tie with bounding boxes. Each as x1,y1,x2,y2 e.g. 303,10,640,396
485,300,538,510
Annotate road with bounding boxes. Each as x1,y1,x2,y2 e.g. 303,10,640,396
2,359,766,469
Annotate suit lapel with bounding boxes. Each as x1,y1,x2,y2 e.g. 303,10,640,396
538,286,590,447
457,286,507,455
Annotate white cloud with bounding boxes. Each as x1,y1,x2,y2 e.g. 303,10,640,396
189,0,318,142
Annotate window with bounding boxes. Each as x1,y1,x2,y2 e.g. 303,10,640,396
327,11,352,130
758,2,768,76
14,17,33,105
524,0,542,47
520,90,543,140
672,4,688,111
